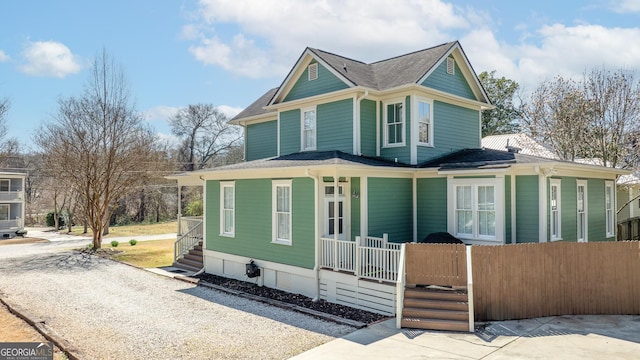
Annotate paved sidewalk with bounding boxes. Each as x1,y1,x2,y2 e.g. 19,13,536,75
292,315,640,359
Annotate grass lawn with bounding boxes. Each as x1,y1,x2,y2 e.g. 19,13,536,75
69,221,178,237
109,239,175,268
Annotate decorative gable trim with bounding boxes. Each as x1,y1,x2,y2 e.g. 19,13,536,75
269,48,356,106
446,57,455,75
417,42,490,105
308,63,318,81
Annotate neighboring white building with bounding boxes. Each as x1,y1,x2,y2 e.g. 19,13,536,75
0,172,26,239
482,133,558,159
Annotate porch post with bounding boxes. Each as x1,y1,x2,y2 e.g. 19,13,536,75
177,184,182,235
333,171,339,270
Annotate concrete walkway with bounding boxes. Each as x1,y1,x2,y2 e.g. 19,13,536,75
292,315,640,359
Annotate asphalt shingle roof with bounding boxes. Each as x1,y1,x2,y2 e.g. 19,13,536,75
418,148,557,169
230,87,279,121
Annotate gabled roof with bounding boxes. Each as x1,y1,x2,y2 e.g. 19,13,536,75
230,87,279,123
267,40,490,107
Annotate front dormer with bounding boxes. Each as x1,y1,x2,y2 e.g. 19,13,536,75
230,41,493,165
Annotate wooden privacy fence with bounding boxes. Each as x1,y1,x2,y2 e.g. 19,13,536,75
472,241,640,321
405,243,467,287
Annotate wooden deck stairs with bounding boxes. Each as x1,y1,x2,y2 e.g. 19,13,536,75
401,286,470,332
173,240,204,272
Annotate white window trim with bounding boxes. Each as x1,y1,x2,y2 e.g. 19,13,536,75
447,177,504,244
301,106,317,151
382,98,406,148
308,63,318,81
577,180,588,242
220,181,235,237
0,204,9,221
0,179,9,192
605,180,614,238
550,178,562,241
413,96,434,147
272,179,293,246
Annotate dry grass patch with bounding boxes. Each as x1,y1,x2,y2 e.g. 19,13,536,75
0,303,68,359
69,221,177,237
109,239,174,268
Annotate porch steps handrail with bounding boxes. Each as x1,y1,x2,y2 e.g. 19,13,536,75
174,221,203,262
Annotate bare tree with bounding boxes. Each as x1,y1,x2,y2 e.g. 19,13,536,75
37,50,157,249
169,104,242,171
521,76,592,161
583,68,640,168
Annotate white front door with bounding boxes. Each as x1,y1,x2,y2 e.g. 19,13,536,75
324,185,346,240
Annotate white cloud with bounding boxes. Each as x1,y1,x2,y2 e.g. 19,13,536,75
217,105,243,119
144,105,181,122
0,50,10,62
19,41,82,78
187,0,475,78
611,0,640,13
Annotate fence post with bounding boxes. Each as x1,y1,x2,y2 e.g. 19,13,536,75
354,236,360,277
383,233,388,246
396,243,406,329
466,245,474,333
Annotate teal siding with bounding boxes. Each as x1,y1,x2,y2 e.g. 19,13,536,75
317,99,353,153
421,57,476,100
284,61,349,102
417,177,447,240
417,101,480,163
360,99,377,157
380,96,411,164
504,175,511,244
588,178,606,241
206,178,315,269
351,177,360,241
279,109,300,155
515,175,539,243
368,177,413,243
245,121,277,161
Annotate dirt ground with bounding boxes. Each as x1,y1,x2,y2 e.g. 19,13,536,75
0,303,67,359
0,237,48,245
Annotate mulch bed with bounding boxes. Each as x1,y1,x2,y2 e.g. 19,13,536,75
196,273,390,325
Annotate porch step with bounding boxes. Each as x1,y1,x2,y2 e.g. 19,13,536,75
173,261,201,273
400,318,469,332
175,257,202,269
173,240,204,272
401,287,470,332
184,253,202,262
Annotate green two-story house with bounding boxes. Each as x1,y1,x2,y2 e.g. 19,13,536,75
169,41,626,315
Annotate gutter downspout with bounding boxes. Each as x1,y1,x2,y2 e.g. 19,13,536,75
306,168,321,301
412,172,417,243
355,90,369,156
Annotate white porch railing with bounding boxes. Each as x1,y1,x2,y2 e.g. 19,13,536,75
0,191,22,201
174,220,203,263
178,216,203,236
0,219,22,230
320,233,402,283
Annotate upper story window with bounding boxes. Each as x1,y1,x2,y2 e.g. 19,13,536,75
308,63,318,81
0,179,9,192
302,107,316,151
384,100,405,147
415,98,433,146
446,57,455,75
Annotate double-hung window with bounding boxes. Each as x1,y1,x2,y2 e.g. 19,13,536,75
416,98,433,146
550,179,562,241
449,178,503,243
0,179,9,192
220,182,235,237
577,180,587,242
272,180,292,245
605,181,614,237
302,108,316,151
384,100,404,146
0,204,8,221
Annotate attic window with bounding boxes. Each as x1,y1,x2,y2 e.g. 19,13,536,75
446,57,455,75
308,63,318,81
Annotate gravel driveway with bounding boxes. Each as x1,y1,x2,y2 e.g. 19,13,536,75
0,249,355,359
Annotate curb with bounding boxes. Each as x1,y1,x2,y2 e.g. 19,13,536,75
0,296,82,360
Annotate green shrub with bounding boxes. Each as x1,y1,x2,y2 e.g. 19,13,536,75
129,239,137,246
45,212,66,228
184,199,203,216
111,240,119,247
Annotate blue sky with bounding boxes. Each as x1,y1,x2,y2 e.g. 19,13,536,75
1,0,640,147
